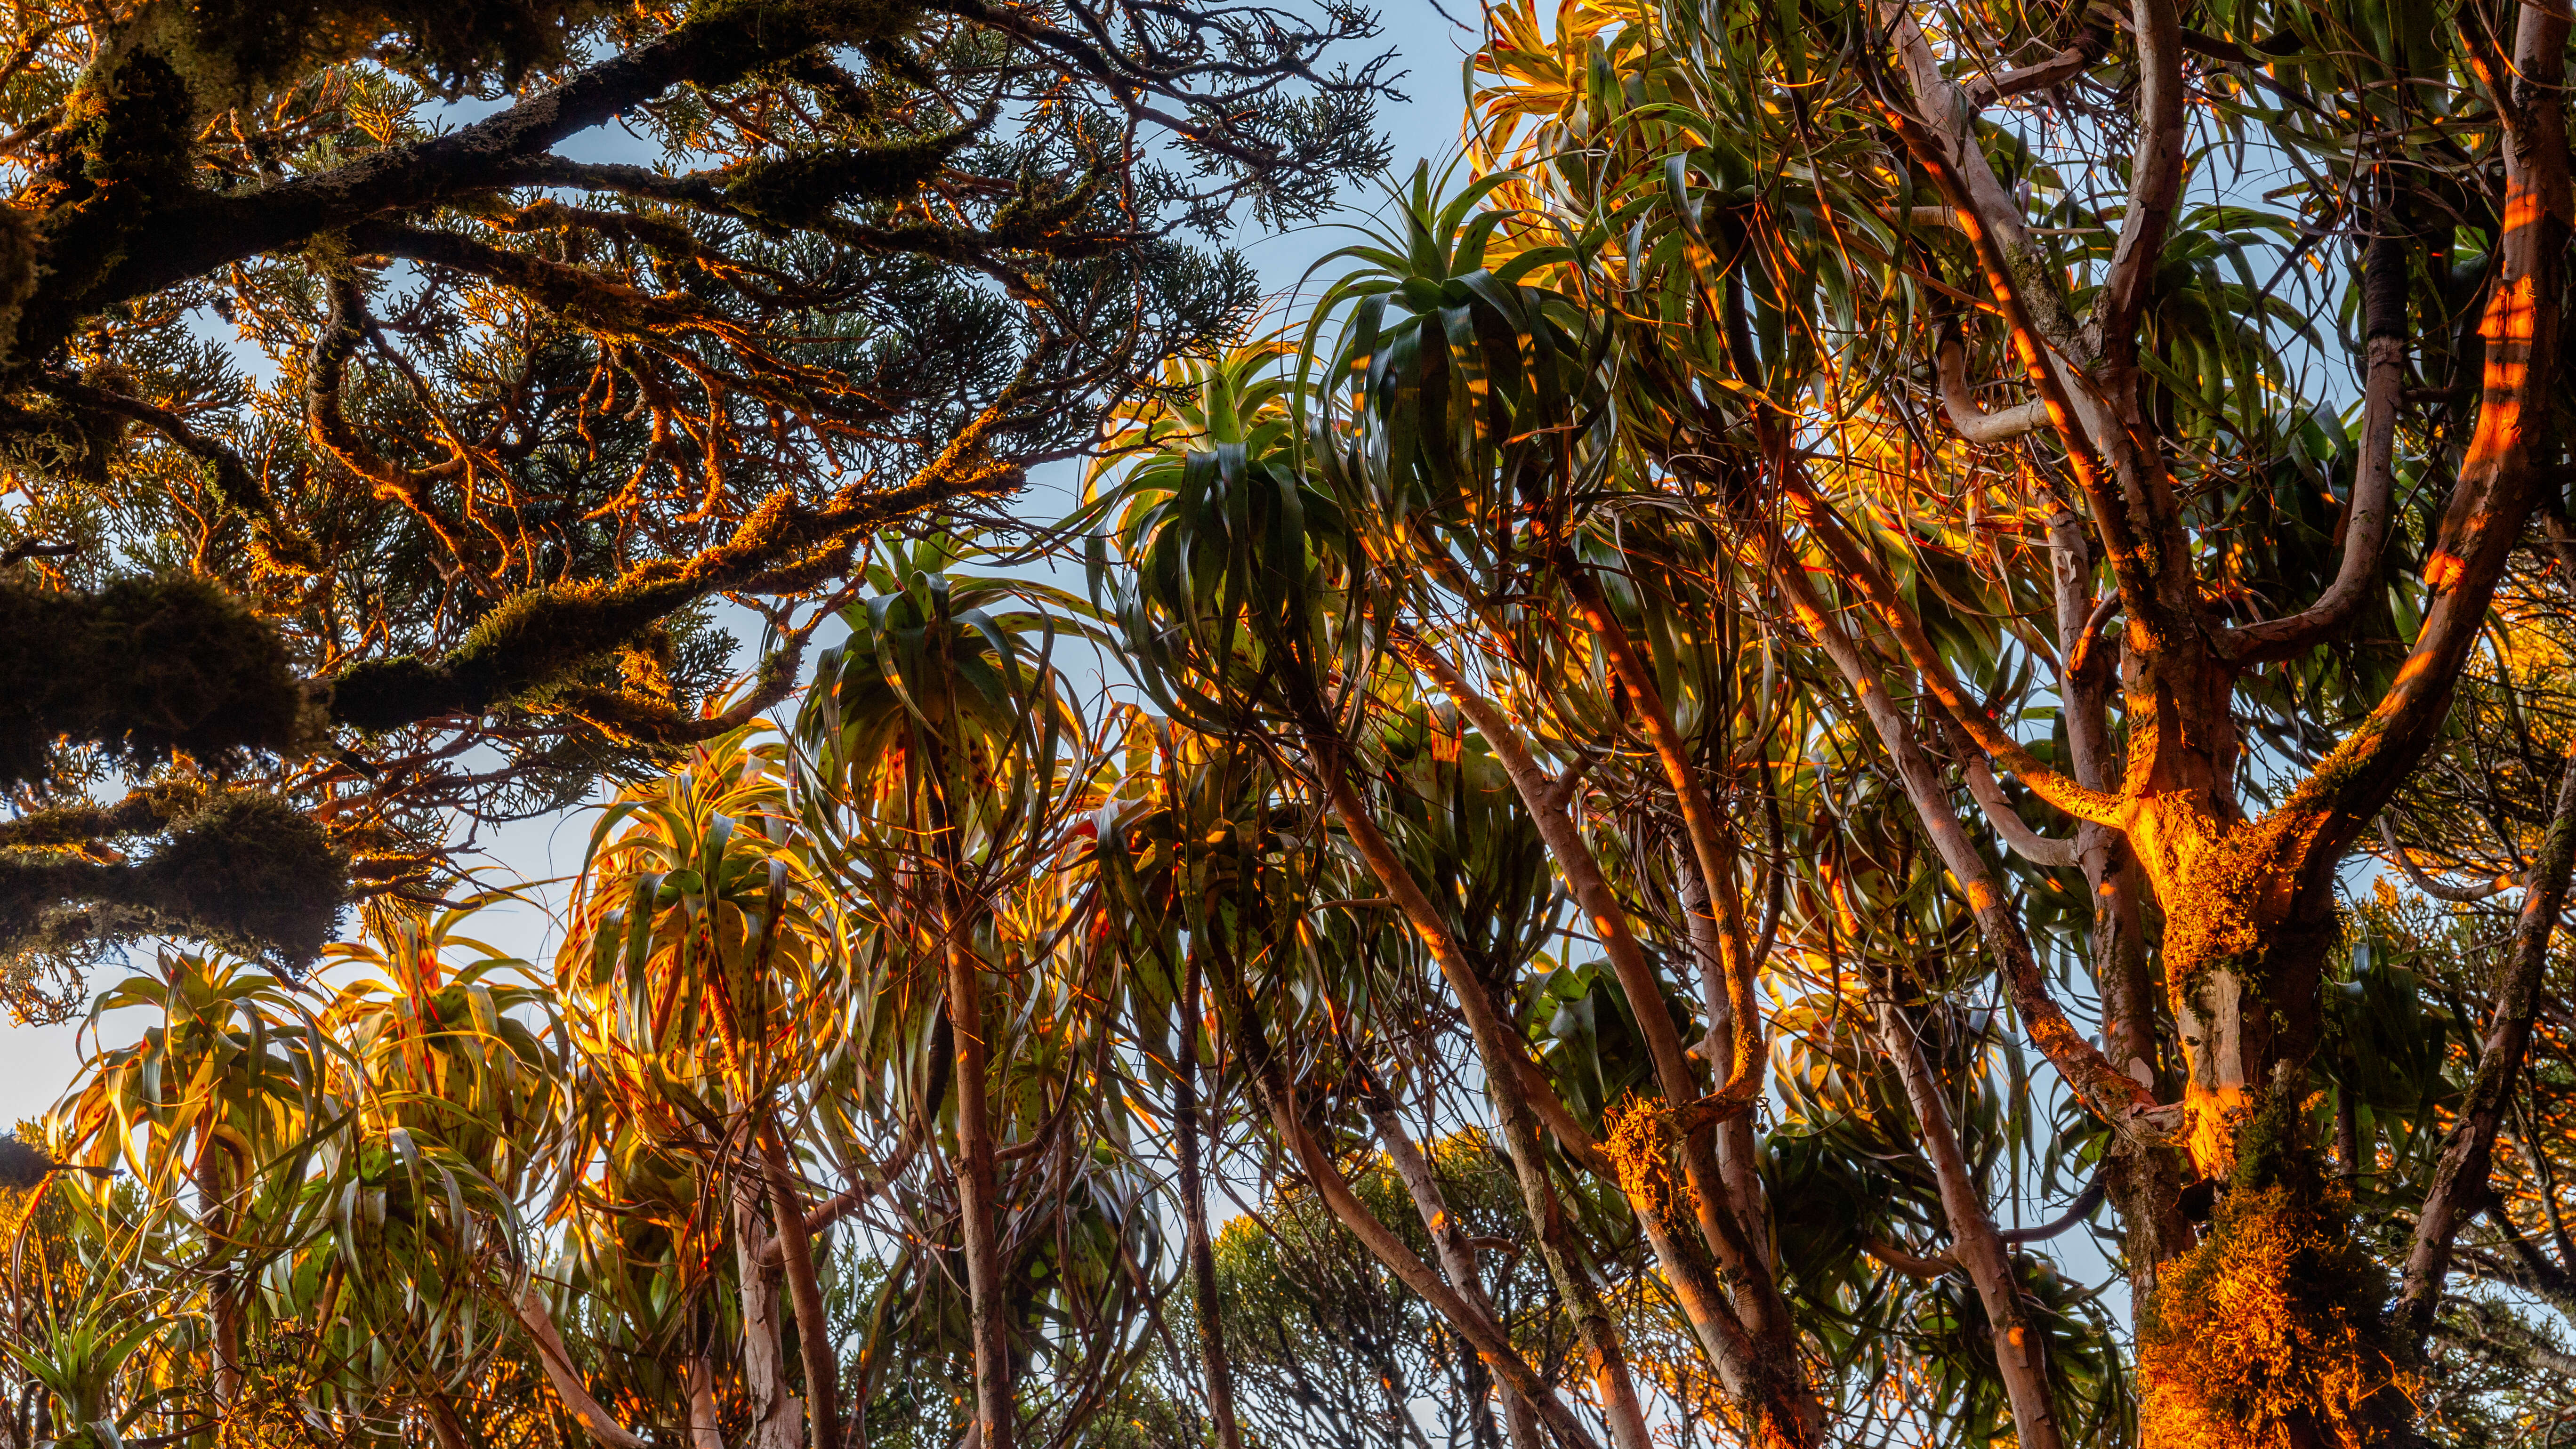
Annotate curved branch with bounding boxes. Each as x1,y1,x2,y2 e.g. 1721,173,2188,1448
1766,544,2167,1135
2220,225,2407,664
2377,817,2512,903
1783,484,2125,826
40,379,319,573
1964,756,2080,868
2274,1,2571,859
1960,22,2115,107
1864,1236,1958,1279
507,1278,649,1449
1995,1174,2108,1243
2063,591,2123,686
1937,330,2052,444
2091,0,2190,352
2398,739,2576,1342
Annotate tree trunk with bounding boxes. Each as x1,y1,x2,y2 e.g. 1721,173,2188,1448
736,1175,805,1449
688,1339,729,1449
1175,950,1247,1449
945,914,1012,1449
509,1279,651,1449
759,1124,841,1449
1876,998,2068,1449
1301,735,1657,1449
193,1142,241,1410
1395,636,1821,1446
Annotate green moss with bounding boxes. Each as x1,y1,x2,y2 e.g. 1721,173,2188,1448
0,576,303,788
0,789,348,974
721,132,967,225
138,0,608,105
0,782,208,853
2138,1087,2412,1448
330,573,700,731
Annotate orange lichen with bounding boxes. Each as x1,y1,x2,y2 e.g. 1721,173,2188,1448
1602,1092,1695,1226
2137,1102,2413,1449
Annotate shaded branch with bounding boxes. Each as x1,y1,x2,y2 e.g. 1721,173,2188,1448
2397,738,2576,1342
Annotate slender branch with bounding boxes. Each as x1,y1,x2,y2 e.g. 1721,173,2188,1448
507,1278,651,1449
2397,739,2576,1342
1766,546,2169,1136
1963,756,2080,868
1782,483,2124,825
2377,816,2513,903
1209,947,1603,1449
2220,224,2407,663
1960,22,2115,107
1996,1175,2108,1244
757,1126,841,1449
1876,995,2068,1449
1936,328,2052,444
2091,0,2190,352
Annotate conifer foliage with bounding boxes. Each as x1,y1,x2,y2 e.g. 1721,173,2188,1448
0,0,1385,1018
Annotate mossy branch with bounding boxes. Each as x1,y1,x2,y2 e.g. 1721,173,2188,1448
0,576,310,788
331,449,1022,733
27,0,932,351
0,781,208,853
0,790,347,973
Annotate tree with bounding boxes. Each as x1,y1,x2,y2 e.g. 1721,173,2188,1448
0,0,1385,1022
1086,201,2142,1448
1453,0,2576,1439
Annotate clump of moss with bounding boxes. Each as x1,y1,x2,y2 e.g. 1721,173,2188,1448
138,791,349,965
138,0,608,105
2137,1092,2413,1449
0,576,303,788
721,131,969,226
0,790,347,976
0,781,208,854
1603,1093,1690,1225
0,1134,53,1191
2157,811,2289,998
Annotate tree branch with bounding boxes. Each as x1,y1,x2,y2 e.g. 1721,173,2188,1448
2397,738,2576,1342
2090,0,2190,352
2270,0,2570,865
1963,755,2081,867
1936,327,2052,444
1875,994,2069,1449
1765,545,2169,1136
2220,225,2407,663
507,1277,650,1449
74,5,900,325
1960,23,2115,107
